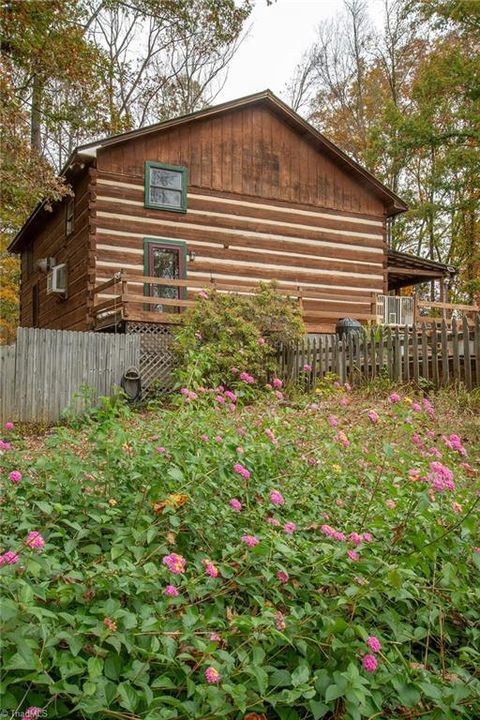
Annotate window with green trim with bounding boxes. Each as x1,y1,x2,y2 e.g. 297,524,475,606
145,161,187,212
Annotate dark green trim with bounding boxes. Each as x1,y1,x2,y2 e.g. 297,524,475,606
144,161,188,213
143,237,187,311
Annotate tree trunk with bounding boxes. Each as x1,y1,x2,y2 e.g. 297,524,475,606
31,74,42,153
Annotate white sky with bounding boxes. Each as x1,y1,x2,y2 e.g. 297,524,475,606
217,0,378,103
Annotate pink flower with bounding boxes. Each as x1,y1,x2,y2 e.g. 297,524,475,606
362,532,373,543
389,392,401,403
194,331,203,340
209,632,221,642
24,709,44,720
241,534,259,547
0,440,11,450
362,654,378,672
426,430,435,439
230,498,242,512
303,363,312,372
236,426,246,437
347,550,359,561
367,636,382,653
257,337,266,345
385,499,396,509
443,433,466,456
4,422,14,430
411,402,422,412
224,390,237,403
201,434,209,442
327,415,338,428
276,570,289,583
231,367,239,374
155,447,166,454
337,431,350,447
275,610,286,630
368,410,379,424
25,532,45,550
270,490,285,506
340,397,349,407
265,428,278,444
239,371,255,384
0,551,19,566
412,432,424,448
205,666,221,683
203,560,219,577
233,462,251,480
275,390,284,400
188,390,198,400
348,532,362,546
428,461,455,492
272,378,283,389
9,470,22,483
214,435,223,443
236,446,244,454
344,382,352,392
162,553,186,574
266,516,280,526
164,584,179,597
283,522,296,534
198,290,209,299
215,395,225,404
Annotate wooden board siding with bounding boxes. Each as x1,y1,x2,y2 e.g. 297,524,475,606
92,168,387,332
19,170,91,331
98,106,386,217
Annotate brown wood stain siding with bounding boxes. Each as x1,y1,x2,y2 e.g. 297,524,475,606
19,170,91,331
93,158,387,332
98,106,385,216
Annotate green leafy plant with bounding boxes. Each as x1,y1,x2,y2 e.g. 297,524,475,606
172,283,305,390
0,386,479,719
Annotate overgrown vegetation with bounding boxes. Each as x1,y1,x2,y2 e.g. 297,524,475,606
1,380,479,719
172,284,305,389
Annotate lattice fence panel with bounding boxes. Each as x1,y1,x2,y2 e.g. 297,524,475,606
125,322,178,399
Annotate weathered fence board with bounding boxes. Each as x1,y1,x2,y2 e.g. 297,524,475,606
280,315,480,390
0,328,140,424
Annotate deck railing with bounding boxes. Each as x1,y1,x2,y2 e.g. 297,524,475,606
92,273,479,330
92,272,379,330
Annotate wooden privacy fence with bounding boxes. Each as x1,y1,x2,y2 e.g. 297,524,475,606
0,328,139,423
279,315,480,390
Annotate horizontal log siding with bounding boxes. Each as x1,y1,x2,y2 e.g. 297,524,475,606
20,171,91,331
93,174,386,332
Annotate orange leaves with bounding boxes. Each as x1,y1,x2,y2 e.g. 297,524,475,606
153,493,189,514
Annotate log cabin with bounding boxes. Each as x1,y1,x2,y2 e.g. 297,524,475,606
8,90,456,335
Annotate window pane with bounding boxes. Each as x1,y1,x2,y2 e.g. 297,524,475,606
151,247,180,313
150,167,183,190
149,187,183,208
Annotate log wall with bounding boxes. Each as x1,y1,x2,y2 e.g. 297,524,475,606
19,170,92,331
93,106,388,333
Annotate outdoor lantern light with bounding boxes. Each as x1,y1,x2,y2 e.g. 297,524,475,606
188,250,196,262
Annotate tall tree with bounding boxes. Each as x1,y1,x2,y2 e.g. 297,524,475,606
286,0,479,301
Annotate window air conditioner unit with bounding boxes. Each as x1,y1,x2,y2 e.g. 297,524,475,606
47,264,67,294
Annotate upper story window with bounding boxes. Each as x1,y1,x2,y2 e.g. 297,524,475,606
65,197,74,237
144,161,187,213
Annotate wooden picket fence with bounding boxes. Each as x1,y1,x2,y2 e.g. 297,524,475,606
0,328,140,423
279,315,480,390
